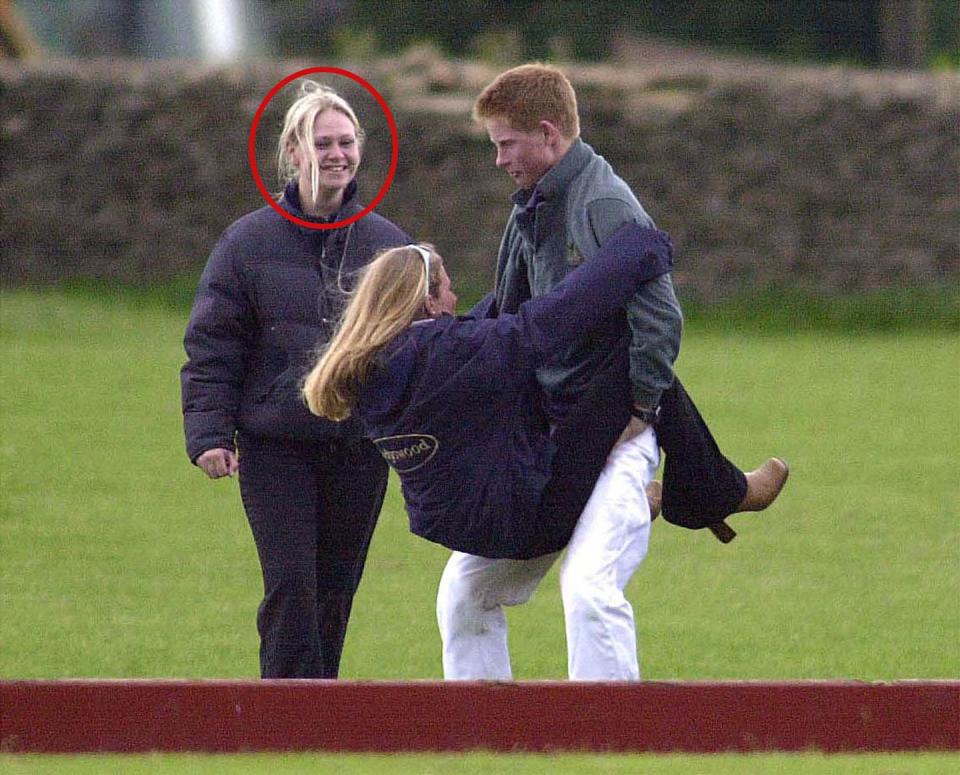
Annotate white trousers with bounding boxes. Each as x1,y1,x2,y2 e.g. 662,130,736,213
436,426,659,681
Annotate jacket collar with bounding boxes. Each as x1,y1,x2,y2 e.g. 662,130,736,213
281,178,362,225
510,138,593,209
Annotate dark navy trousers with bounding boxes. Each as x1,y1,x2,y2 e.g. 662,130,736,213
530,343,748,558
657,376,748,526
237,434,388,679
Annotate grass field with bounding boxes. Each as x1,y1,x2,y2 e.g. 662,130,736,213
1,287,958,771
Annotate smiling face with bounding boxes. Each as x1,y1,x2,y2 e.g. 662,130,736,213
484,117,566,191
289,108,361,213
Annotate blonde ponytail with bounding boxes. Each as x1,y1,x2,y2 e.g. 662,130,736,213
303,245,439,420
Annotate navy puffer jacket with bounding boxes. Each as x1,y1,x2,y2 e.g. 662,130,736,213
181,180,409,462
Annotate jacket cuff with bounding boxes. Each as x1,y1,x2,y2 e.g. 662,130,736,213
631,388,663,410
185,417,236,464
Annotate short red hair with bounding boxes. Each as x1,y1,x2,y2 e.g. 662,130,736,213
472,63,580,139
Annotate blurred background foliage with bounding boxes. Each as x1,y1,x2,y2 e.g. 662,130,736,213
8,0,959,69
331,0,960,69
4,1,957,319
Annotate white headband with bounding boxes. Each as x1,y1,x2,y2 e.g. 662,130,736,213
408,244,432,299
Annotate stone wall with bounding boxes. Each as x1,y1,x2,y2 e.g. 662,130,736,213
1,53,957,300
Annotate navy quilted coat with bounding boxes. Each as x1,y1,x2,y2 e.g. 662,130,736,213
181,180,409,461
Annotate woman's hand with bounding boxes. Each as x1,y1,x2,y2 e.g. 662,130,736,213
196,448,239,479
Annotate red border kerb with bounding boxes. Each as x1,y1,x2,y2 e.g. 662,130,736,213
2,680,958,753
247,66,399,230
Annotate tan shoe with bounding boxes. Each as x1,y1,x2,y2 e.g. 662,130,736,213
737,457,790,512
646,480,662,521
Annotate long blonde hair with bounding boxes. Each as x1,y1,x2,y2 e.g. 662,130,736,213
303,245,441,421
277,80,365,208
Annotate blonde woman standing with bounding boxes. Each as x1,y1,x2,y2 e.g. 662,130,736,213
181,81,408,678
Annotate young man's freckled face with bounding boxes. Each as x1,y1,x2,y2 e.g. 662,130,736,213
484,119,555,191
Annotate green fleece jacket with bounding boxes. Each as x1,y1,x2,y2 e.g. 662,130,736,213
493,138,682,414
